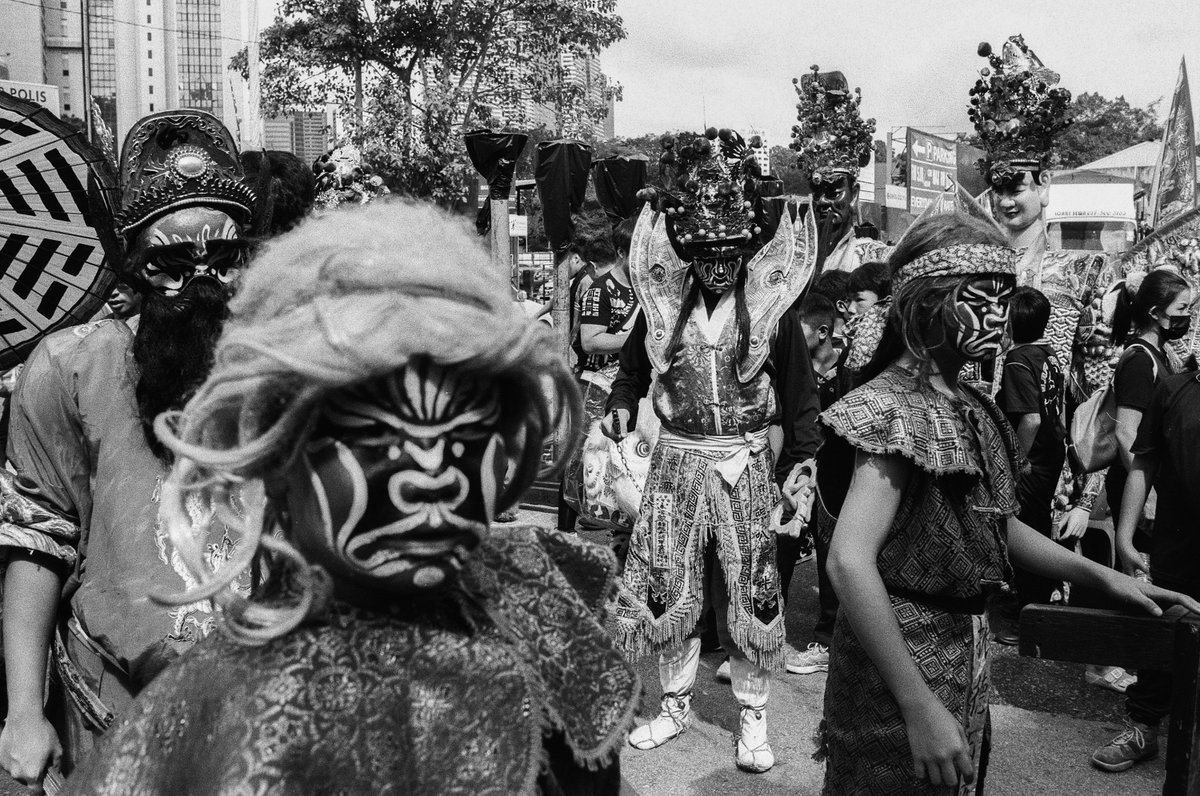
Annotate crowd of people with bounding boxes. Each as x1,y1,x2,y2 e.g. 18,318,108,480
0,31,1196,796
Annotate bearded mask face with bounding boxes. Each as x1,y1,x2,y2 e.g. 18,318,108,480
285,359,508,594
810,171,859,240
949,276,1014,361
130,207,249,297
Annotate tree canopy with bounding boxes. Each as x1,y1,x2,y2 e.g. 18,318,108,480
240,0,625,203
1055,92,1163,168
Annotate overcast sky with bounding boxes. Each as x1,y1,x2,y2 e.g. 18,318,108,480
602,0,1200,147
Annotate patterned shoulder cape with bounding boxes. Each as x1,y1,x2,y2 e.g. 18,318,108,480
820,363,1022,489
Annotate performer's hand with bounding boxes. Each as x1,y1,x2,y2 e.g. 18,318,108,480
781,459,817,525
1115,542,1148,579
901,698,974,788
1054,507,1090,541
1101,570,1200,616
0,709,61,788
600,408,631,441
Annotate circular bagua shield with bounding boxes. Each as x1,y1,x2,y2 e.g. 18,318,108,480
0,92,117,371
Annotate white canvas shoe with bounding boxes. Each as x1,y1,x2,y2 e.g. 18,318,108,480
628,691,692,750
735,705,774,773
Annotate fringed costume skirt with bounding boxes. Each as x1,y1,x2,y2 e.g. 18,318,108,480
614,433,785,670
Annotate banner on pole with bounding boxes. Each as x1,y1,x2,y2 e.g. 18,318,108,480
1150,58,1197,228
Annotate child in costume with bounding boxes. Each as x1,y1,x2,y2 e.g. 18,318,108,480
604,127,821,773
815,211,1200,795
62,202,639,795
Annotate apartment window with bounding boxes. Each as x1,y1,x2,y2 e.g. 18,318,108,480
62,69,69,76
148,49,152,58
147,15,151,22
147,32,152,41
63,103,71,111
148,67,153,76
149,103,155,111
148,85,153,95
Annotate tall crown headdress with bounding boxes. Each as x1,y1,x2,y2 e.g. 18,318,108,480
114,110,256,239
790,67,875,186
968,35,1073,186
646,127,778,259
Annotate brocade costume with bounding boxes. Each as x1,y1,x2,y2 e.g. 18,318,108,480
64,526,640,796
608,205,820,671
0,321,246,738
815,363,1022,795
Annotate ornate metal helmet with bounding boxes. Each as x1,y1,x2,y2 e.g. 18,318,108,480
644,128,781,282
113,110,256,240
968,35,1073,187
790,67,875,187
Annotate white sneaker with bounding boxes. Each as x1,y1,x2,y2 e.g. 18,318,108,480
786,642,829,674
715,658,731,683
628,691,692,750
735,705,774,773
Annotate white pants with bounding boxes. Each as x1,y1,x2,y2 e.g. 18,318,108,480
659,637,770,708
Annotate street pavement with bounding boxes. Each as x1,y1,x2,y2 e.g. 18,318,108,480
509,507,1166,795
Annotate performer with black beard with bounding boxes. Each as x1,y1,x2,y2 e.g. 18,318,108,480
791,67,890,274
605,127,821,773
0,110,257,784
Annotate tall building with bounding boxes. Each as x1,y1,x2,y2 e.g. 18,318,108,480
489,28,616,140
0,0,253,144
263,111,330,164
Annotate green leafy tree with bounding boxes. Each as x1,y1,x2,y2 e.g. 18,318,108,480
238,0,624,204
1056,92,1162,168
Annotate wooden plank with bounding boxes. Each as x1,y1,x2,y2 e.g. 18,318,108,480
1018,605,1180,672
1166,620,1200,795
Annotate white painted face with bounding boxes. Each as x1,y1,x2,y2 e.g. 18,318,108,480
131,207,248,296
988,171,1048,239
285,359,508,594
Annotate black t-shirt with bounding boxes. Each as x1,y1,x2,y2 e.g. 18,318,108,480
577,272,637,373
1108,339,1172,491
568,265,597,369
997,343,1066,489
1114,339,1170,411
1131,371,1200,587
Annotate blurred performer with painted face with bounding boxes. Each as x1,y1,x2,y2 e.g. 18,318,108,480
0,111,258,782
791,67,890,274
815,212,1200,794
603,127,821,773
62,202,638,795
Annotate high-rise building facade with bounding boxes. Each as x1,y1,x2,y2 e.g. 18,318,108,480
0,0,253,144
263,111,330,165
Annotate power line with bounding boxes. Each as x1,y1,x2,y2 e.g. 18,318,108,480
2,0,259,47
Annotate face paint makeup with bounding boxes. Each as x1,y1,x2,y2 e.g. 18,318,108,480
950,276,1013,361
691,254,742,294
132,208,248,297
285,359,506,594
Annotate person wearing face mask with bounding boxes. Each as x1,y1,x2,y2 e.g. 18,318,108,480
791,67,891,275
603,127,822,773
813,212,1200,794
1102,269,1191,546
59,202,639,795
0,110,263,784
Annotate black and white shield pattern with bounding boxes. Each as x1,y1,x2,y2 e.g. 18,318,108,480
0,92,117,369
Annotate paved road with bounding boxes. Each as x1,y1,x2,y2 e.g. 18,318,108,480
510,508,1166,795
